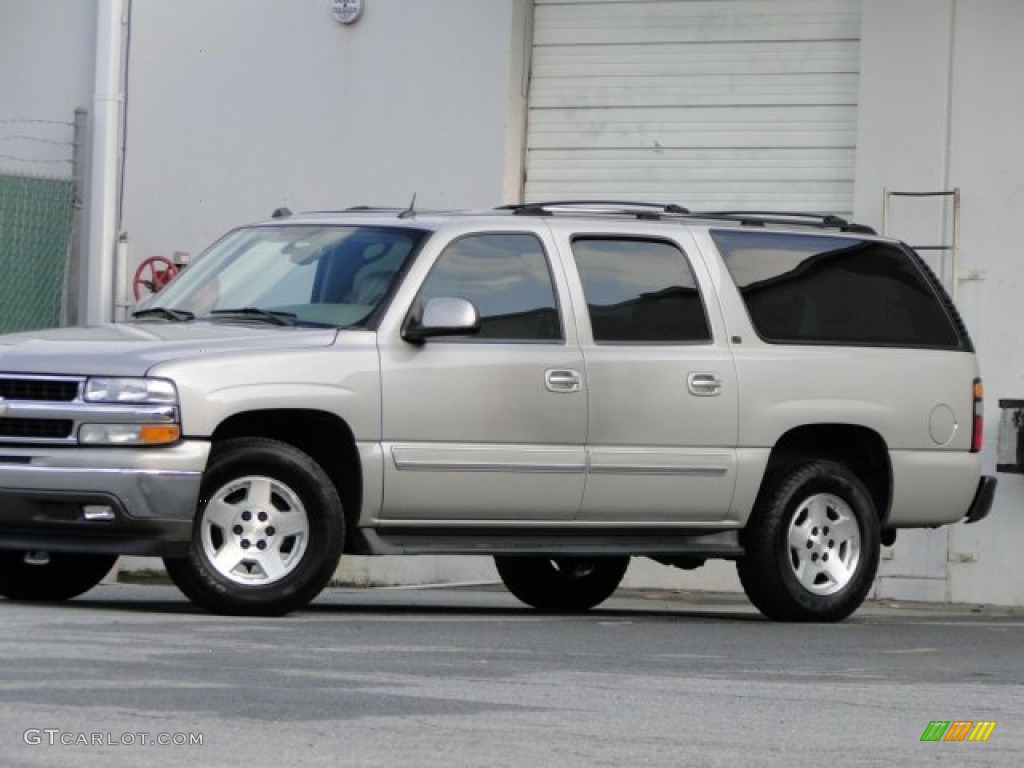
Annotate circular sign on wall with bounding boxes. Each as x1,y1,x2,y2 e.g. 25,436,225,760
331,0,364,25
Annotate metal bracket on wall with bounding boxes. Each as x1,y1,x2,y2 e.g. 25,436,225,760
881,188,962,301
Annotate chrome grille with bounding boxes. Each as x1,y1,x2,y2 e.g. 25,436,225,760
0,377,79,402
0,375,85,444
0,418,74,439
0,374,178,446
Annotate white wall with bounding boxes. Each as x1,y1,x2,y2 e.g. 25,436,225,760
944,0,1024,606
0,0,95,178
121,0,532,272
856,0,1024,605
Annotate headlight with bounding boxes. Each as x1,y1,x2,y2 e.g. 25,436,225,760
83,377,177,404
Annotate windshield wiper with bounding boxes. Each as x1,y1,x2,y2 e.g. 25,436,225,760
131,307,195,322
208,308,297,326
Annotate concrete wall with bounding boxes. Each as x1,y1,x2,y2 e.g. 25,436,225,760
0,0,95,178
855,0,1024,605
120,0,532,275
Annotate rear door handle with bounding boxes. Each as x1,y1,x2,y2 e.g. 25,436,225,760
687,372,722,397
545,369,582,394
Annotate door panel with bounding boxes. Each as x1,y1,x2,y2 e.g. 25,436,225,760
380,344,586,520
581,345,738,521
564,233,739,522
379,231,586,521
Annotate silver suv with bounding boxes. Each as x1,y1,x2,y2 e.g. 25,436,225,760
0,202,996,620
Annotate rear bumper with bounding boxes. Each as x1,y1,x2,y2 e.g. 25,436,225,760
887,450,983,527
0,441,209,557
965,475,997,524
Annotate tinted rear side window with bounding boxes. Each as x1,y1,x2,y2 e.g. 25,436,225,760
711,230,962,348
571,237,710,344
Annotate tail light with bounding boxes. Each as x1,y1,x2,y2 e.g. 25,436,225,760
972,378,984,453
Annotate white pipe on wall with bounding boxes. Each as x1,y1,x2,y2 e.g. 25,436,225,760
114,232,128,321
84,0,125,326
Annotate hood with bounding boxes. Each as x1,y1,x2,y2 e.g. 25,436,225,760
0,322,341,376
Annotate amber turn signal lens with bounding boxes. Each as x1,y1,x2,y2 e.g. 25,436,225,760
139,425,181,444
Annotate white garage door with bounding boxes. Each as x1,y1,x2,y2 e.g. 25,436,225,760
526,0,862,216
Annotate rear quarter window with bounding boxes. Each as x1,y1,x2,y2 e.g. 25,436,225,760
711,230,964,349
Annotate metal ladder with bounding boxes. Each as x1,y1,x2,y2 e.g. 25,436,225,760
881,188,961,300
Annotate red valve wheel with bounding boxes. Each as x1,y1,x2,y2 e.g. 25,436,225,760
133,256,180,301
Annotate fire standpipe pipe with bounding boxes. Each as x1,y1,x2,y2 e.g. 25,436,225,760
85,0,126,325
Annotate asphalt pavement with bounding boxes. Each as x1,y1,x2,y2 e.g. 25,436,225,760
1,584,1022,767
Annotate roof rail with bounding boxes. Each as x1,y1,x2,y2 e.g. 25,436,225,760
499,200,690,219
286,206,407,215
693,210,877,235
500,201,875,234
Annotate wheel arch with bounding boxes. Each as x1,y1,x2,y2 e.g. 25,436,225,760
210,409,362,547
762,424,892,524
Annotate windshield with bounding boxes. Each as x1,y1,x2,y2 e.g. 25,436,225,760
136,225,427,327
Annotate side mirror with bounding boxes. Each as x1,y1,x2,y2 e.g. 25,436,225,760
403,297,481,342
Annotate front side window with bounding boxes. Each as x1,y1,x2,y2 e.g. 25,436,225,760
712,229,962,348
137,225,426,327
417,233,561,341
571,237,711,343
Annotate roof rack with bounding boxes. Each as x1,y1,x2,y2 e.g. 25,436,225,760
499,200,875,234
693,210,877,235
499,200,690,220
287,206,411,215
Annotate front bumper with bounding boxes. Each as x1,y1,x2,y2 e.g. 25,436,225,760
0,440,209,557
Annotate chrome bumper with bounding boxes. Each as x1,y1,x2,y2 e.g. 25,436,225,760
0,441,209,556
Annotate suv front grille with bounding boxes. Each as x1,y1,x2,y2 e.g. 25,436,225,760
0,378,79,402
0,375,84,444
0,373,178,445
0,418,74,439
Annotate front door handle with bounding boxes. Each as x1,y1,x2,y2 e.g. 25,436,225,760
687,372,722,397
545,369,582,394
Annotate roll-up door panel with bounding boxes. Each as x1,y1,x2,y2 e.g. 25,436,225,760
527,0,862,215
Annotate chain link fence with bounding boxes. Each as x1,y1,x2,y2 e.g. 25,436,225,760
0,114,78,334
0,174,75,333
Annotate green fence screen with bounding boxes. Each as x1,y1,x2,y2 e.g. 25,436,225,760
0,174,74,333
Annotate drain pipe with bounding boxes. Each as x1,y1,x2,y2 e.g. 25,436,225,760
85,0,125,326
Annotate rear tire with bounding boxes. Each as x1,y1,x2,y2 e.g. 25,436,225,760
0,552,117,601
164,437,344,616
494,556,629,612
737,460,880,622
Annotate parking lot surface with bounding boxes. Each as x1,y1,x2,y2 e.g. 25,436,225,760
1,584,1022,767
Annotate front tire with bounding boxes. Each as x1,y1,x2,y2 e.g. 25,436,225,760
737,460,880,622
0,551,117,601
164,438,344,616
495,556,629,612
